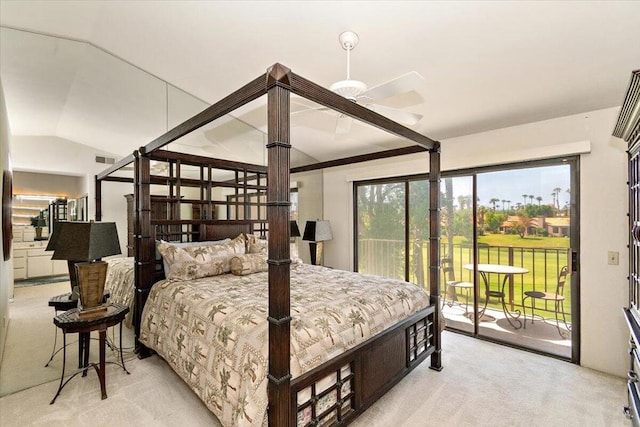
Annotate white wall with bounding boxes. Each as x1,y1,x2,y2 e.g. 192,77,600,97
322,107,628,377
11,136,131,257
0,79,13,365
291,170,323,264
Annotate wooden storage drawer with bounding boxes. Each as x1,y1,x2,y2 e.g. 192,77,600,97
13,256,26,269
27,247,47,257
13,267,26,280
625,308,640,425
52,260,68,275
627,379,640,426
13,249,26,259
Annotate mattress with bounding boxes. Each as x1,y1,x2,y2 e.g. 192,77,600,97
140,263,431,427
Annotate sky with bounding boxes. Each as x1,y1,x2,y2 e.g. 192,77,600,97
447,164,571,209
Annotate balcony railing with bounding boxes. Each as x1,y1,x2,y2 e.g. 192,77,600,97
357,239,571,321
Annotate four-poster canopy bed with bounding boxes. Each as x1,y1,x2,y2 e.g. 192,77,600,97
95,63,442,427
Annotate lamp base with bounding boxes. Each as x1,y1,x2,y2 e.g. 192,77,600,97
75,261,108,311
308,241,324,266
78,305,108,318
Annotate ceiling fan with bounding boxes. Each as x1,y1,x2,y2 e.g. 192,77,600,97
299,31,424,134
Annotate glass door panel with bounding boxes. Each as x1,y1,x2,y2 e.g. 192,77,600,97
476,164,573,358
440,176,475,334
408,180,429,290
355,182,405,280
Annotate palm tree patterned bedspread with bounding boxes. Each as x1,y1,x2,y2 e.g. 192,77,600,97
140,263,431,427
105,257,135,328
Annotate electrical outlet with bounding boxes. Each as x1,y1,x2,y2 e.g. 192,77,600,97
608,251,619,265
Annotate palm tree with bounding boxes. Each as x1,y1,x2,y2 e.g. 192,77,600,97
207,303,227,321
553,187,562,209
314,317,335,345
506,200,511,211
348,309,366,337
501,199,507,211
219,368,237,398
528,195,535,205
489,198,500,210
536,196,542,206
457,195,466,210
522,194,528,206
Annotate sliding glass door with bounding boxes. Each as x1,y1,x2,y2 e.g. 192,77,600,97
354,157,579,362
474,162,575,358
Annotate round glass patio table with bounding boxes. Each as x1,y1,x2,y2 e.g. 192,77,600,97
463,264,529,329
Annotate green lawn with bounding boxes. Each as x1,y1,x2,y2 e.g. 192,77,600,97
477,233,570,249
440,233,572,322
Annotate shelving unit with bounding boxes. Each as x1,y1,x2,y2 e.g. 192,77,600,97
614,69,640,425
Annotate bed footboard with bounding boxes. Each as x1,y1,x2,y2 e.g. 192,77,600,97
290,305,435,426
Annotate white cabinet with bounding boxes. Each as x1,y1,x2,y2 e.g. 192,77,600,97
13,248,26,280
53,260,68,275
12,240,67,279
27,248,53,277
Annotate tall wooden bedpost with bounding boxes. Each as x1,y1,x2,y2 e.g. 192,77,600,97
95,175,102,221
429,143,443,371
266,63,292,427
134,149,153,355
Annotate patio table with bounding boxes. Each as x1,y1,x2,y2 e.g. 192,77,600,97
463,263,529,329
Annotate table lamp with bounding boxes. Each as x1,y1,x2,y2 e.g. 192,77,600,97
46,221,121,312
302,220,333,266
290,220,301,241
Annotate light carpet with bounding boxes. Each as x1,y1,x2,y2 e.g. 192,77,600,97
0,281,136,396
0,284,628,426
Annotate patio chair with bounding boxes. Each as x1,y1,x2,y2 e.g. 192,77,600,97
441,257,473,314
522,266,570,338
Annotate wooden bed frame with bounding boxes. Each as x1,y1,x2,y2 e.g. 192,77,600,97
96,63,442,426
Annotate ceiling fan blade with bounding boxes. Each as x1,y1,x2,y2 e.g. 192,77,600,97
360,71,424,101
335,114,353,134
291,97,331,115
367,104,423,125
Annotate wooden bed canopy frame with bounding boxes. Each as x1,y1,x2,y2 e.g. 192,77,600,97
95,63,442,426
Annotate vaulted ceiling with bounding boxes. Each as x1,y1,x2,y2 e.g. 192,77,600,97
1,1,639,165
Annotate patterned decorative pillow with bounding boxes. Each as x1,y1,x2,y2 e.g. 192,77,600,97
230,253,268,276
157,238,231,276
245,234,303,264
156,242,228,280
158,234,245,278
184,233,245,263
247,235,267,254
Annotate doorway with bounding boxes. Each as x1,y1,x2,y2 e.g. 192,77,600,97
355,157,580,362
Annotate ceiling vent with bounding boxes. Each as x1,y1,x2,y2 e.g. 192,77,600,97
95,155,116,165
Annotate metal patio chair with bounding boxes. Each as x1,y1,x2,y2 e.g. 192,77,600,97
523,266,571,338
441,257,473,314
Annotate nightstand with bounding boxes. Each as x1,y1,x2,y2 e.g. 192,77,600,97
50,303,129,404
45,291,110,368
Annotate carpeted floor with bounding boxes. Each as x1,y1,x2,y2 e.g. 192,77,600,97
0,282,628,426
0,281,135,397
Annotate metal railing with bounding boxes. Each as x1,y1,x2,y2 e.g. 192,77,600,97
358,239,571,320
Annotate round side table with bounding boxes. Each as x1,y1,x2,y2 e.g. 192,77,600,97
50,303,129,404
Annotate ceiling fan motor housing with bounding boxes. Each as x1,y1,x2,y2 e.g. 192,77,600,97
329,79,367,101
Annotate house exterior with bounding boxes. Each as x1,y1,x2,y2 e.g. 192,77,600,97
500,215,570,237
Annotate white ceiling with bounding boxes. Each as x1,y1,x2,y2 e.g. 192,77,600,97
1,1,639,164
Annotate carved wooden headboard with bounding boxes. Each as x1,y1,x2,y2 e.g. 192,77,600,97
201,221,254,241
